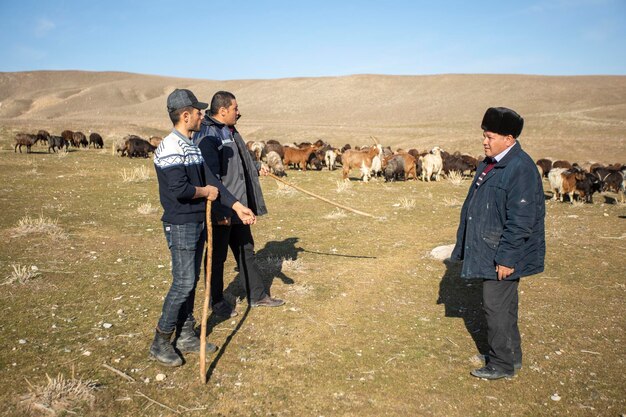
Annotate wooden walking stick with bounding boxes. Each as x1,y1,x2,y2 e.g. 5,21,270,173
199,201,212,383
268,173,376,218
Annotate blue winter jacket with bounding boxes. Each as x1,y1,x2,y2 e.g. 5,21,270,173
192,116,267,223
451,142,546,280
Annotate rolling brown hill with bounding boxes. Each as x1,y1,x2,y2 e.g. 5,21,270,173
0,70,624,162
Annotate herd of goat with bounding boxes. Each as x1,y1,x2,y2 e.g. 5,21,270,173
14,129,104,153
13,131,626,203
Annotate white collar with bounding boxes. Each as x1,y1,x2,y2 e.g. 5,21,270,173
493,141,517,162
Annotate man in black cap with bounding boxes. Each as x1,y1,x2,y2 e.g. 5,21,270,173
150,89,255,366
451,107,545,379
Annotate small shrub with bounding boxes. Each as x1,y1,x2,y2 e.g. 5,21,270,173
12,215,67,240
3,264,40,285
257,256,283,274
21,372,98,415
443,197,461,207
121,166,151,183
281,257,305,272
446,171,465,186
336,180,352,193
398,197,416,209
257,256,305,274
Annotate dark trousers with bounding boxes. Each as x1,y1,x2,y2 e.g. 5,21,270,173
211,223,267,304
482,279,522,374
157,222,205,333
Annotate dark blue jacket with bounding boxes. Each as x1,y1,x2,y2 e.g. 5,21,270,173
451,142,545,280
193,116,267,223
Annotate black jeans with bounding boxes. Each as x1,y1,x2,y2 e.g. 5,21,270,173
482,279,521,374
211,223,267,304
157,222,205,333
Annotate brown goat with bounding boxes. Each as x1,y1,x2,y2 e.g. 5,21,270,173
341,145,381,182
560,169,587,202
283,145,318,171
553,160,572,170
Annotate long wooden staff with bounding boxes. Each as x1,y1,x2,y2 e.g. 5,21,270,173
199,202,212,383
268,173,376,218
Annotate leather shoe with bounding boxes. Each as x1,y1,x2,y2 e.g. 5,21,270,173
471,365,513,380
251,295,285,308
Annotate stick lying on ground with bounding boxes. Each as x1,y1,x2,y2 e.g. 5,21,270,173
267,173,376,218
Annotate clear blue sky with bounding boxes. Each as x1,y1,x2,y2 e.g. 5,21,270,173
1,0,624,80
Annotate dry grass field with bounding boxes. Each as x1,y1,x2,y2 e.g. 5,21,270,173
0,71,625,416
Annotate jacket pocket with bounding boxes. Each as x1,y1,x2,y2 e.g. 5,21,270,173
481,231,501,250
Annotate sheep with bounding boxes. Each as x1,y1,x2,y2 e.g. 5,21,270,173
420,146,443,181
266,151,286,177
89,132,104,149
14,133,39,153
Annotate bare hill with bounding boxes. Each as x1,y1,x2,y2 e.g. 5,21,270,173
0,71,624,162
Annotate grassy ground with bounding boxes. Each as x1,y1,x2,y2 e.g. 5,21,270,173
0,131,624,416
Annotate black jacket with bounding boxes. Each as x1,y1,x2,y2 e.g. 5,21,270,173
451,142,546,280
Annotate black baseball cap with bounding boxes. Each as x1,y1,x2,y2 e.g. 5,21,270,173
166,89,208,113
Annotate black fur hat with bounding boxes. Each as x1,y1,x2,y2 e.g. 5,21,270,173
481,107,524,138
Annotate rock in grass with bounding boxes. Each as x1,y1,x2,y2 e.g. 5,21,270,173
430,244,455,260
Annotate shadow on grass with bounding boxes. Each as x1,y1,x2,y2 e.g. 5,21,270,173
256,237,302,287
602,195,621,204
224,237,300,302
437,259,488,355
205,305,251,382
205,238,303,381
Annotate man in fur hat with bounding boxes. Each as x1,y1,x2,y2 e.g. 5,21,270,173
451,107,546,379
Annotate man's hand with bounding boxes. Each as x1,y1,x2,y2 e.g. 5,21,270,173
496,264,515,280
232,201,256,225
259,163,270,176
194,185,219,201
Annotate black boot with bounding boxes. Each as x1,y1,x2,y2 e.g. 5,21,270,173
175,321,217,354
149,329,183,367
